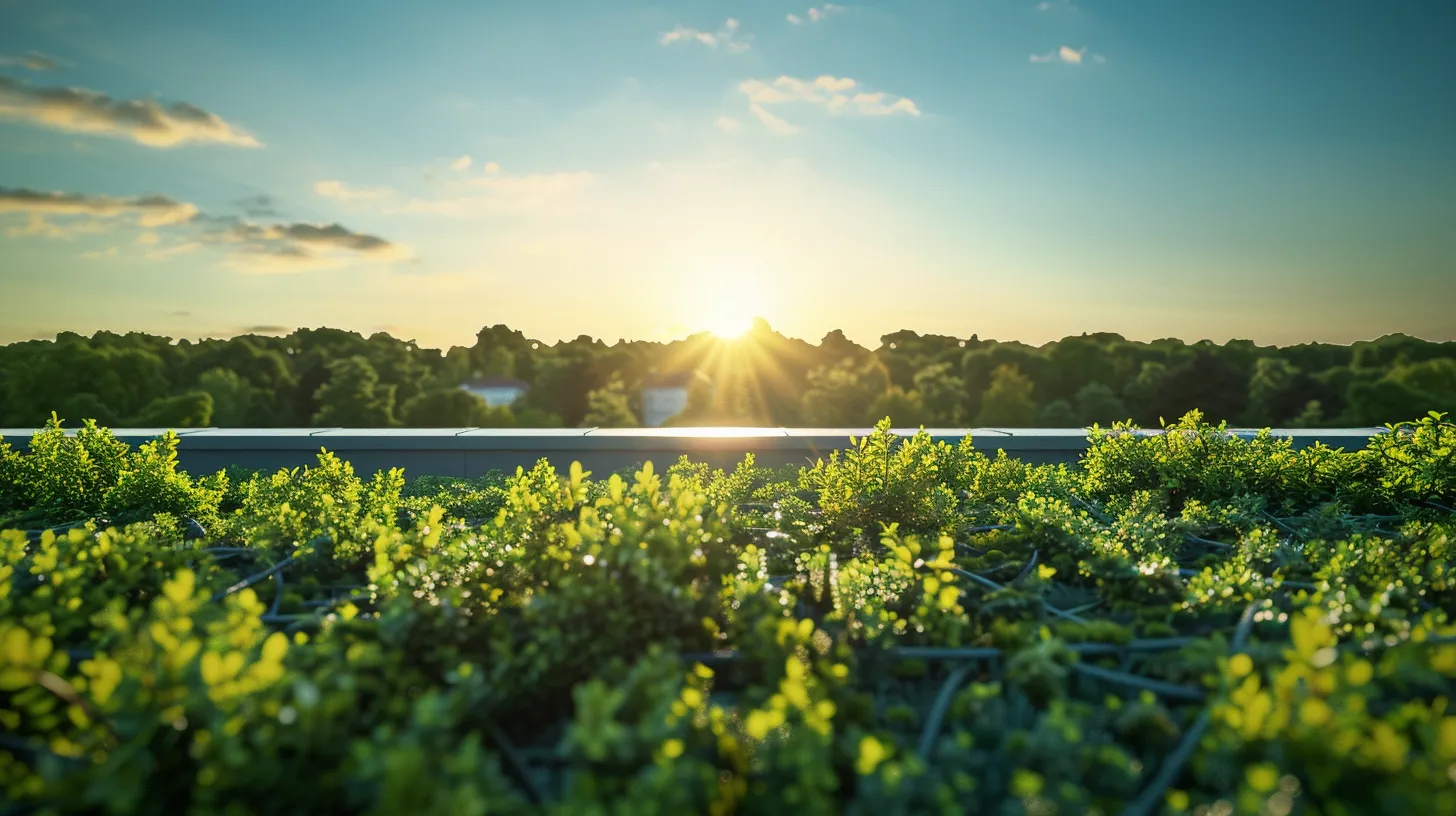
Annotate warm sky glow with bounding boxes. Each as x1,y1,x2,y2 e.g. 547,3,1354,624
708,313,756,340
1,1,1454,349
687,266,771,339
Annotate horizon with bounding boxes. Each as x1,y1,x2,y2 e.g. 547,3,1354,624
4,319,1452,356
3,0,1455,348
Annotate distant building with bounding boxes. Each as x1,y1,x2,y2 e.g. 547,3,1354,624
640,371,700,427
460,377,529,408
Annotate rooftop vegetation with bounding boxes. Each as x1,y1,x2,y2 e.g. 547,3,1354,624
0,411,1453,814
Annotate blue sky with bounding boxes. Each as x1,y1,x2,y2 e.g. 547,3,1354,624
1,0,1452,349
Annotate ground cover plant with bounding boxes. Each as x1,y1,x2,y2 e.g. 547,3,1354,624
1,411,1454,815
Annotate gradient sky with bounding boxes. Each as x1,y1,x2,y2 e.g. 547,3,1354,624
1,0,1452,350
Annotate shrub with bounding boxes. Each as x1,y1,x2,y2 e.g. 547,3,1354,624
1,414,1454,813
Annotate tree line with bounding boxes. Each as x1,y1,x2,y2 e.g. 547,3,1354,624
0,321,1452,429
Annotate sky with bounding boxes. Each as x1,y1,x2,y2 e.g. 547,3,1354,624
0,0,1453,350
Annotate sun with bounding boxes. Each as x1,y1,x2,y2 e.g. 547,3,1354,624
679,260,774,340
708,310,756,340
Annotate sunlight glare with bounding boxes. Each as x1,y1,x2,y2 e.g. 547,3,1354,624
709,310,756,339
686,264,771,340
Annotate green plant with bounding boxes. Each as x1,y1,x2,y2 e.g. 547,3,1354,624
2,414,1454,814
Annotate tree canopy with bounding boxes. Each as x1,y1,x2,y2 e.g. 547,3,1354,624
0,324,1451,429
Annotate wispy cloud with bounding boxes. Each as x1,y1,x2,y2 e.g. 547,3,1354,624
0,76,260,147
3,185,406,272
0,186,199,238
1030,45,1102,64
787,4,846,25
233,194,279,218
463,170,593,196
749,104,799,136
0,51,64,71
736,75,920,133
5,213,79,238
314,180,393,201
145,241,202,261
317,165,593,217
844,92,921,116
206,220,412,273
716,115,743,133
659,18,750,53
1035,1,1080,12
401,170,595,216
450,154,472,171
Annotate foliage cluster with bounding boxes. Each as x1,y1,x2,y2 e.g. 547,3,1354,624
1,412,1454,814
2,325,1453,431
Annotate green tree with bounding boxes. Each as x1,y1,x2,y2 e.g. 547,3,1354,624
868,387,927,428
913,362,968,425
1245,357,1325,427
582,375,638,428
800,358,889,426
400,388,500,427
1074,382,1129,426
513,406,563,427
129,391,214,428
197,368,254,426
184,337,295,423
483,346,517,378
1288,399,1326,428
312,356,397,427
55,393,120,428
974,364,1038,427
1036,398,1080,427
1343,361,1456,426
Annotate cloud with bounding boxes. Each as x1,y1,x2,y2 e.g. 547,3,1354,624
307,164,591,219
736,75,920,131
1035,0,1079,11
749,104,800,136
314,180,393,201
740,75,858,104
0,187,198,230
146,241,201,260
660,18,750,53
206,219,412,273
787,4,846,25
242,325,291,335
0,51,63,71
394,168,595,217
5,214,67,238
0,75,260,147
848,92,921,116
234,194,279,218
465,171,592,195
2,183,409,272
1031,45,1100,64
450,154,472,171
716,115,743,133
